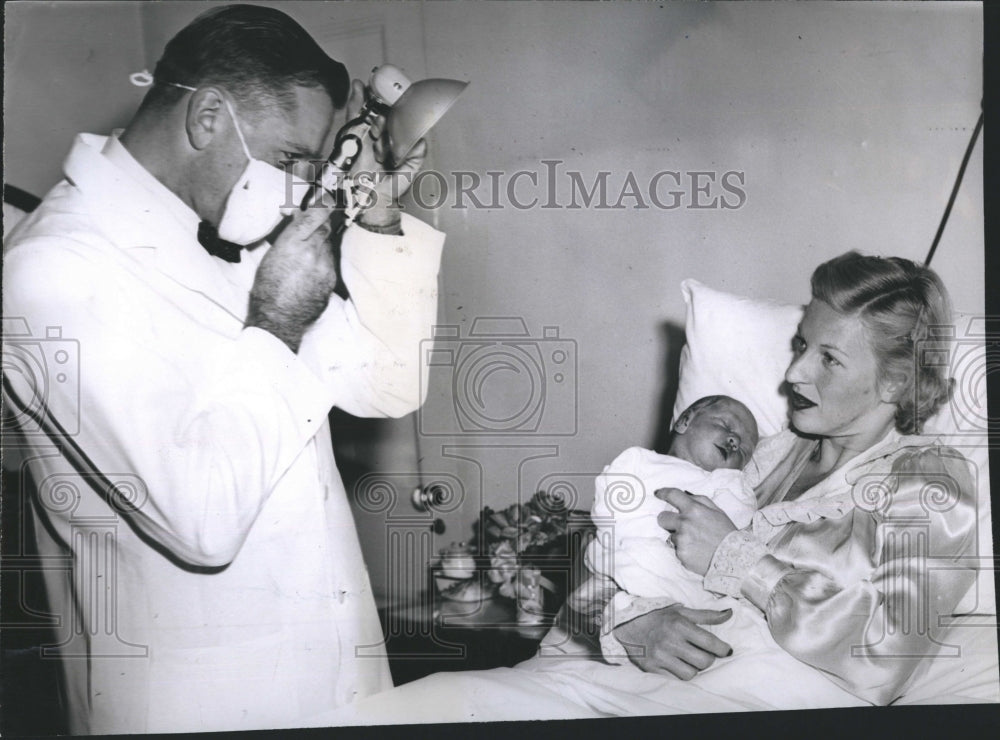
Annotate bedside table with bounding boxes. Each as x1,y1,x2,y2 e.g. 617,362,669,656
378,593,550,685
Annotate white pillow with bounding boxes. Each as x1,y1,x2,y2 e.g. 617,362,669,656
670,279,997,702
670,279,802,437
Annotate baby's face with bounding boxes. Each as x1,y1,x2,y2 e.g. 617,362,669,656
673,398,759,471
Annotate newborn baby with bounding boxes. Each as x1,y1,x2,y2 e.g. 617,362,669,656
586,395,759,608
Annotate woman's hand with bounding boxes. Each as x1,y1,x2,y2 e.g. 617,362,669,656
656,488,738,576
612,604,733,680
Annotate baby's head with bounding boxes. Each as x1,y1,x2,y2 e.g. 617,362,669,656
668,395,759,471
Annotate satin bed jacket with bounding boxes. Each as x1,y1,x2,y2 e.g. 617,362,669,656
600,428,981,706
2,133,445,734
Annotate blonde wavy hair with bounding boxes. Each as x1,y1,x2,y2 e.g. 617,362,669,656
810,251,955,435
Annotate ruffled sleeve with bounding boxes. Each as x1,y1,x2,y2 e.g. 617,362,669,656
703,444,979,704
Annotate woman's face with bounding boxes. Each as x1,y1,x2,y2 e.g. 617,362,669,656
784,299,896,442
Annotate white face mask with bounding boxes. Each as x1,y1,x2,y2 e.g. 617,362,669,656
216,97,308,246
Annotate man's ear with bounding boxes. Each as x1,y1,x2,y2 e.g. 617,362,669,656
186,87,227,151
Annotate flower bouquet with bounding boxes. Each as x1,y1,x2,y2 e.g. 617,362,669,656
473,491,586,621
432,491,589,616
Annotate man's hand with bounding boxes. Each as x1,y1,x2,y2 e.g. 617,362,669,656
613,604,733,680
656,488,738,576
245,201,338,353
344,79,428,229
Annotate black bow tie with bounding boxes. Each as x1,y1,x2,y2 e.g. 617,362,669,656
197,221,244,263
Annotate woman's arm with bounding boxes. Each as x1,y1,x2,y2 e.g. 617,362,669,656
702,445,979,704
607,598,735,679
565,569,734,677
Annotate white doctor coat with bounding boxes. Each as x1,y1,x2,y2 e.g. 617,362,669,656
2,133,444,734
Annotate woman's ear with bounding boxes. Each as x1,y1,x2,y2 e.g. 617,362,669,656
878,372,909,404
186,87,226,151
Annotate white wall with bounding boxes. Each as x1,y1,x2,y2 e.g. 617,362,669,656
412,1,984,564
3,1,146,198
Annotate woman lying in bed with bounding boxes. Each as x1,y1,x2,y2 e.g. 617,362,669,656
316,251,985,724
594,250,977,705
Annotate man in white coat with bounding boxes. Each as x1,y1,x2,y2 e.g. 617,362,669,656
2,5,444,734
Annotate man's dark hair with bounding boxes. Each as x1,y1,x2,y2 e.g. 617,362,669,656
144,4,349,117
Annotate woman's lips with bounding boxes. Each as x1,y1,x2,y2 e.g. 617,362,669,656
790,390,817,411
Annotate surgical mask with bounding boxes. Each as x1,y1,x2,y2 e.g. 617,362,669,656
131,76,309,246
216,97,308,245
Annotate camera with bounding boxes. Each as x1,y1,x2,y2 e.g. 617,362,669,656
916,316,995,436
2,317,80,438
419,318,577,436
